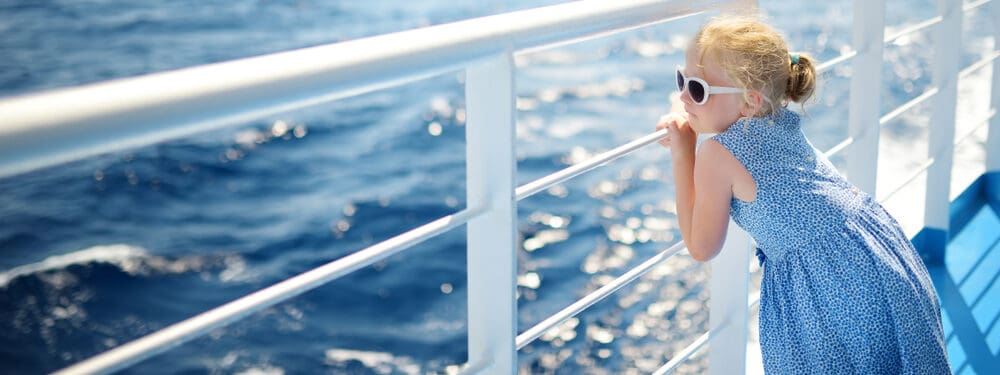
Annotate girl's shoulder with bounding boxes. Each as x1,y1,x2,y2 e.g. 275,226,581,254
713,108,801,141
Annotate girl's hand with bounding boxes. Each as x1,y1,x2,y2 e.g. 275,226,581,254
656,112,696,156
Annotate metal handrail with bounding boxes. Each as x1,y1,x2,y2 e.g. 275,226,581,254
651,324,721,375
516,129,668,200
516,241,687,349
55,207,482,375
878,158,936,203
955,110,996,145
959,51,1000,79
880,87,939,126
816,50,857,74
880,0,992,46
823,48,1000,159
0,0,729,179
883,16,942,45
965,0,993,12
824,86,940,159
823,137,854,159
880,108,998,202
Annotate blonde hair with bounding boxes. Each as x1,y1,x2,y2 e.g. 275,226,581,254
693,16,816,115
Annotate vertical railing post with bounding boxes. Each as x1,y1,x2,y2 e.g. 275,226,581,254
921,0,963,264
847,0,886,195
989,1,1000,174
465,52,518,374
708,220,751,375
710,3,755,374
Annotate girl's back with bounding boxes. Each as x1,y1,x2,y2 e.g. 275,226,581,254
714,108,867,255
714,108,950,374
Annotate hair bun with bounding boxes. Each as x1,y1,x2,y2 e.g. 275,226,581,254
786,52,816,103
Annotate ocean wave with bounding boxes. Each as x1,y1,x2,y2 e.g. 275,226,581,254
0,244,249,288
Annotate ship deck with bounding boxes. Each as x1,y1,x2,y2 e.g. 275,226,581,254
931,172,1000,374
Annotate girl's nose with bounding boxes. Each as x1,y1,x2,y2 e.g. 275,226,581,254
679,87,694,105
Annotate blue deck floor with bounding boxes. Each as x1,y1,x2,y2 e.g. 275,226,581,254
927,173,1000,374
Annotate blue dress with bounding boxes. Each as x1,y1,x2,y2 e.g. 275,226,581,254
711,109,950,374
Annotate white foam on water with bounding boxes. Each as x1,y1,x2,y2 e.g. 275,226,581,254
0,244,148,287
0,244,253,287
234,365,285,375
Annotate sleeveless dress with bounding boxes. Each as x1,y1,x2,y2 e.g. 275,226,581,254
711,108,950,374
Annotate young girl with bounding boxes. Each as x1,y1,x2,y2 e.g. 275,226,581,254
656,16,951,373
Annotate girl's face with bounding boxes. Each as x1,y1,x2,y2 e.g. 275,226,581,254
680,47,746,134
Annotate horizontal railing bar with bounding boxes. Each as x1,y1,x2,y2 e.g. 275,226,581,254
964,0,992,12
515,241,687,349
959,51,1000,79
816,50,857,74
879,106,995,204
0,0,737,179
878,158,935,203
954,109,995,145
877,0,994,52
55,207,484,375
651,329,717,375
883,16,942,45
823,137,855,159
748,291,761,310
879,87,939,126
516,129,668,200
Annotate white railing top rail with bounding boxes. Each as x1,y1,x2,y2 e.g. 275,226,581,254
0,0,733,180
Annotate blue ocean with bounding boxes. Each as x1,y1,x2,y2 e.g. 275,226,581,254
0,1,991,374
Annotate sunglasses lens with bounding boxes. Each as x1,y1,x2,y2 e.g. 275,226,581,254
676,70,685,92
688,80,706,104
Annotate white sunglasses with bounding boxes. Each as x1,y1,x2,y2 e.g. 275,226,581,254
676,66,745,105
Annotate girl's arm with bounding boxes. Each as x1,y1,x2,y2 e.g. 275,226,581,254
657,117,735,262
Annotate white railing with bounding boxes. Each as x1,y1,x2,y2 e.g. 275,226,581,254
0,0,755,374
1,0,998,374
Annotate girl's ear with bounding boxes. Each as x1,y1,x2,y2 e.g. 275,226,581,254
741,90,765,117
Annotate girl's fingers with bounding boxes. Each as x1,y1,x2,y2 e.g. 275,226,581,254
656,114,679,147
